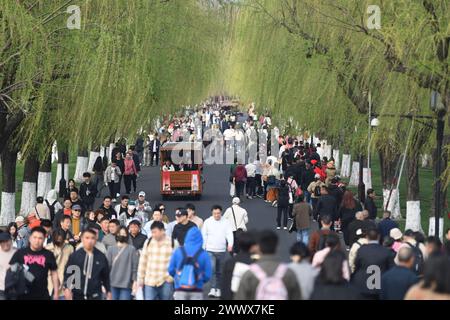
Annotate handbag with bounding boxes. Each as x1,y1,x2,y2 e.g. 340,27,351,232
288,216,297,233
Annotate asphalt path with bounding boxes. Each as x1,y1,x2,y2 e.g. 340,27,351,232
95,164,309,261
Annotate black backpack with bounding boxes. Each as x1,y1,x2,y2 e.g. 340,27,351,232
406,242,424,275
316,231,336,252
4,263,34,300
314,185,322,197
45,200,57,221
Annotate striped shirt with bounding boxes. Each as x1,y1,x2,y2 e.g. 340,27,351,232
137,236,173,287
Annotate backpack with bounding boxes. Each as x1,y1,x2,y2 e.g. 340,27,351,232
314,185,321,197
406,242,424,275
267,175,276,185
4,263,35,300
316,230,335,252
176,247,203,290
45,200,57,221
250,263,288,300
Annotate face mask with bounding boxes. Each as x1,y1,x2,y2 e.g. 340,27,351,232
116,235,128,243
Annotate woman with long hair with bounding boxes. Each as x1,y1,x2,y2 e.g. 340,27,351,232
7,222,19,248
311,251,360,300
338,190,362,246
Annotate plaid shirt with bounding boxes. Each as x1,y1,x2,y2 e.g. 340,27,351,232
137,236,173,287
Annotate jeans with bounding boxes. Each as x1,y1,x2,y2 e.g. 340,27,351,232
208,251,226,289
144,282,173,300
277,206,289,228
296,229,310,245
255,174,263,195
111,287,132,300
173,291,203,300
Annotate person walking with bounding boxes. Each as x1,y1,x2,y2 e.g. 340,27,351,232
380,246,419,300
245,161,256,199
147,134,160,167
233,163,247,200
308,215,335,258
45,229,74,299
171,208,196,247
0,233,16,300
186,203,204,229
235,230,301,300
112,152,125,196
307,174,325,219
291,195,312,245
220,232,257,300
202,205,234,298
123,152,138,195
338,190,362,246
168,227,212,300
378,210,399,240
106,227,139,300
288,242,319,300
79,172,98,211
351,228,395,299
104,162,122,201
364,189,378,220
128,220,147,250
9,227,59,300
137,221,173,300
63,229,111,300
276,179,290,230
223,198,249,254
310,251,361,300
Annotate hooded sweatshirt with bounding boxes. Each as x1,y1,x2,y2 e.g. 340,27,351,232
168,227,212,291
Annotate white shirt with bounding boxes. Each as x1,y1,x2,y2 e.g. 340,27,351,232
202,217,234,252
223,205,249,232
245,163,256,178
223,128,235,141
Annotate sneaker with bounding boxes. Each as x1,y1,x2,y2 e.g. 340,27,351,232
214,289,221,298
248,196,253,200
264,200,271,203
276,226,281,230
208,288,216,298
283,227,288,230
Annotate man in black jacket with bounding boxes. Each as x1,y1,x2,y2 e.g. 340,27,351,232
98,196,118,220
301,162,315,202
351,228,395,300
316,186,337,224
79,172,97,211
63,229,111,300
364,189,378,220
221,232,257,300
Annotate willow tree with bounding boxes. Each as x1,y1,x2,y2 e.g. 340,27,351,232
1,0,223,224
224,0,449,232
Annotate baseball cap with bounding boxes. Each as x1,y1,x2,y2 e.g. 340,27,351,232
175,208,188,216
232,197,241,205
15,216,25,223
72,204,82,211
138,191,146,197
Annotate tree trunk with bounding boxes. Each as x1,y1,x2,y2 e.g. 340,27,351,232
54,150,69,193
19,156,39,216
379,151,401,219
405,154,423,232
74,148,89,183
37,153,52,198
0,147,18,225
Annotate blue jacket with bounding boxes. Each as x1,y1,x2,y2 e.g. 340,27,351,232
168,227,212,291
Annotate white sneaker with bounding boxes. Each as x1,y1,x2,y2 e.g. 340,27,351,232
283,227,288,230
276,226,281,230
214,289,221,298
208,288,216,297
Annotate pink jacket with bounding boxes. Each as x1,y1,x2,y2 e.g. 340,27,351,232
124,158,137,175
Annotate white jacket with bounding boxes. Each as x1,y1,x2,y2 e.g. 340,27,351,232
202,217,234,252
223,205,248,232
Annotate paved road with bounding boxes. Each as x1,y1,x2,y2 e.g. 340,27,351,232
96,164,302,261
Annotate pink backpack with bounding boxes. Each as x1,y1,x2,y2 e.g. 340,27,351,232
250,263,288,300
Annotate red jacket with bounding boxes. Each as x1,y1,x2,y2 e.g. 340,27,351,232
234,165,247,182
